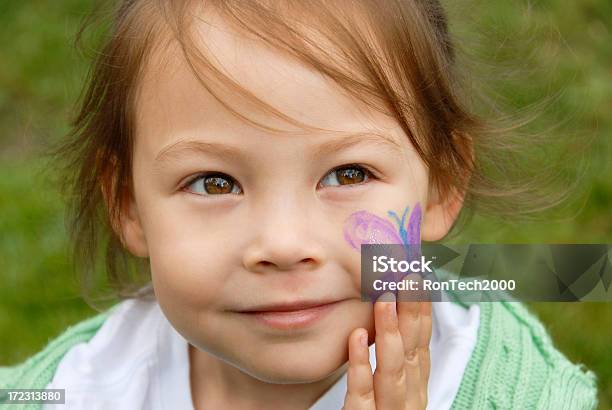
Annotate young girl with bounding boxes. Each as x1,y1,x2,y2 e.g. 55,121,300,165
0,0,599,409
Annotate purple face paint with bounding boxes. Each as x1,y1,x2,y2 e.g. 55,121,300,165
344,203,422,250
406,203,422,246
343,210,404,251
343,203,423,302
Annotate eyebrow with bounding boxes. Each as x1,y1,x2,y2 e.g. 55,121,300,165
154,140,244,172
153,131,404,171
311,132,403,158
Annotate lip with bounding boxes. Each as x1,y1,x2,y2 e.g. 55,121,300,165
235,299,345,330
236,299,344,313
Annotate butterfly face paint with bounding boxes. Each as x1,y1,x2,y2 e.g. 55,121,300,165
343,202,422,250
343,203,423,302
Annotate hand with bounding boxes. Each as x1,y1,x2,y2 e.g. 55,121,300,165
343,275,432,410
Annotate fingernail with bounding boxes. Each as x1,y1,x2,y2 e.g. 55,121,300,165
379,291,396,303
360,331,368,347
389,293,397,317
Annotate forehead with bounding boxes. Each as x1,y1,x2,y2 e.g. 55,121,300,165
134,5,405,154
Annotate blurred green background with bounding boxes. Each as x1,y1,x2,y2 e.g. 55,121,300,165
0,0,610,408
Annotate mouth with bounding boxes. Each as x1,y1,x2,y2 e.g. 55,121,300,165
234,299,346,330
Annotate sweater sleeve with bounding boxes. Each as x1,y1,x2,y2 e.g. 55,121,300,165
450,301,599,410
537,361,599,410
505,302,598,410
0,307,117,410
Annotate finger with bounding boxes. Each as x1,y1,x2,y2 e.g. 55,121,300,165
397,273,423,358
373,292,407,410
418,299,432,401
412,275,432,388
343,328,375,410
397,274,423,403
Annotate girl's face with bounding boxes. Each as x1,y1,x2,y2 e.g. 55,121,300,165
121,10,457,384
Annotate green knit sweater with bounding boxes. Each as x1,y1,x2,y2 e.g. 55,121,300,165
0,300,599,409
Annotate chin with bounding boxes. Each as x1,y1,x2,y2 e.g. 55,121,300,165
241,359,344,385
236,342,348,384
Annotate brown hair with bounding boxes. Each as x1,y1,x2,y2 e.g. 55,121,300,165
47,0,588,309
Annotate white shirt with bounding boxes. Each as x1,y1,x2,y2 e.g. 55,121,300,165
44,297,480,410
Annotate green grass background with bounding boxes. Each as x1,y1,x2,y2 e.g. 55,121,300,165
0,0,610,408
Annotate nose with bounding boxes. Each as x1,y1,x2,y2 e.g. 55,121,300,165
242,196,327,273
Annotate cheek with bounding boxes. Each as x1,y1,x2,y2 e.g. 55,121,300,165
147,230,236,347
145,212,233,316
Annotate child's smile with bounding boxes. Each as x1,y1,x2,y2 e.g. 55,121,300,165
233,298,348,331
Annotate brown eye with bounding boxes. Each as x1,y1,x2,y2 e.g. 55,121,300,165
186,173,242,195
320,165,371,187
337,167,366,184
204,175,233,194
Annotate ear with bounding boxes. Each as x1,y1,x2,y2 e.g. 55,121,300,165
101,177,149,258
421,184,465,242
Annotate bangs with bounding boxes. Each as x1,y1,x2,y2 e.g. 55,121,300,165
146,0,469,170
